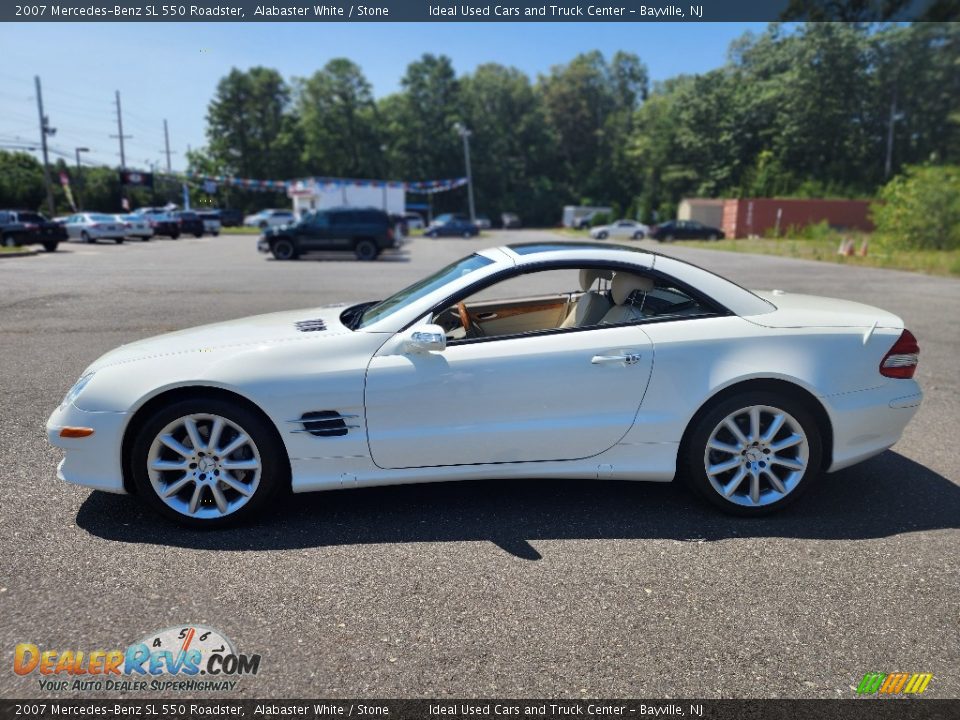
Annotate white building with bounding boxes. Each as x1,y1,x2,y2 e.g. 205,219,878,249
288,178,406,217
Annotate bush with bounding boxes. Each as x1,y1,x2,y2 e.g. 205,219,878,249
872,165,960,251
590,211,611,227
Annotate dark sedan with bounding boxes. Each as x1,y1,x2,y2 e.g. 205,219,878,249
425,218,480,238
650,220,725,242
174,211,205,238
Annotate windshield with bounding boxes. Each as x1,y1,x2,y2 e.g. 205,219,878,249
356,253,495,328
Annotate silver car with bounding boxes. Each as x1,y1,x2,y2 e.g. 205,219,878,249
62,213,127,244
115,214,154,241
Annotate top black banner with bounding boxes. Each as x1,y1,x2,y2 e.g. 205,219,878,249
3,0,958,23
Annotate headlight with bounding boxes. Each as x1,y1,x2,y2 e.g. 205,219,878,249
62,372,95,408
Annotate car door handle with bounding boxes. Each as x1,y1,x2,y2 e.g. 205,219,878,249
591,353,642,366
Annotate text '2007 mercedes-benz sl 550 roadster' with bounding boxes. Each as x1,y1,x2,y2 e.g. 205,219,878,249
47,242,922,527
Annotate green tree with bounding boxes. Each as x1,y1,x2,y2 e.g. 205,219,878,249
0,151,46,211
297,59,384,178
872,164,960,250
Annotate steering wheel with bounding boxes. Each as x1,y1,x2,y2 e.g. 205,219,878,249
457,301,471,331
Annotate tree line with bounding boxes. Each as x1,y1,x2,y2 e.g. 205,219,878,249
2,22,957,227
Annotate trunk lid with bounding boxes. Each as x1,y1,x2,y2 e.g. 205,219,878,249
746,290,904,329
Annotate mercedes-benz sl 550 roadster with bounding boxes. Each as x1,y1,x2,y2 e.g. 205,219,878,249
47,242,922,527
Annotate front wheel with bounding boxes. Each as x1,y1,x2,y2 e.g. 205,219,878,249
2,234,19,248
708,233,719,241
596,231,608,240
682,391,822,516
354,239,379,261
130,398,286,528
114,238,124,244
271,238,298,260
81,231,94,244
42,241,58,252
170,232,180,240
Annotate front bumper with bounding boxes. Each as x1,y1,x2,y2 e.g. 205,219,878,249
825,379,923,472
46,402,129,494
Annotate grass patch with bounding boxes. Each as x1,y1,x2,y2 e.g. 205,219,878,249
221,226,263,235
0,245,34,254
681,236,960,277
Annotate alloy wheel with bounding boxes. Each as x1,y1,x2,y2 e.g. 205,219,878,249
146,413,262,520
703,404,809,507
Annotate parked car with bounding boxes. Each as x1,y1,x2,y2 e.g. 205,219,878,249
244,209,295,229
61,213,127,244
428,213,468,228
46,241,923,527
115,214,153,241
257,207,402,261
197,210,222,236
501,212,521,229
590,219,650,241
217,208,243,227
474,214,492,230
132,208,180,239
402,212,425,230
650,219,725,242
425,218,480,238
173,211,204,238
0,210,66,251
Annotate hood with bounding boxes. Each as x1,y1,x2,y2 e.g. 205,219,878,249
747,290,903,329
87,304,353,371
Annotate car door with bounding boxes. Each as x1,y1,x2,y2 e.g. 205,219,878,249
364,323,654,469
298,212,329,251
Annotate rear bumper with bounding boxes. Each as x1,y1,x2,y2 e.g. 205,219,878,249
46,402,128,494
824,380,923,472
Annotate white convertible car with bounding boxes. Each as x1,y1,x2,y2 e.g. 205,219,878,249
47,242,922,527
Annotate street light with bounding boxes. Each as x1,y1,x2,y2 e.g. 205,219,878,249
75,147,89,211
453,122,476,223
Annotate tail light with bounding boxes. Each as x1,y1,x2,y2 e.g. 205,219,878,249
93,224,103,229
880,329,919,379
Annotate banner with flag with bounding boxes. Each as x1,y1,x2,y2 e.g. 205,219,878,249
58,171,77,211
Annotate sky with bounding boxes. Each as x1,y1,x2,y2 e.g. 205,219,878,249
0,22,768,174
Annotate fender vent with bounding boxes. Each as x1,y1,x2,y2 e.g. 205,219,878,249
295,318,327,332
289,410,358,437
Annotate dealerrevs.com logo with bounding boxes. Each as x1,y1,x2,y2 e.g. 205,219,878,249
856,672,933,696
13,625,261,693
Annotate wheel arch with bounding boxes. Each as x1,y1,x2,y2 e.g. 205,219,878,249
677,377,834,472
120,384,290,494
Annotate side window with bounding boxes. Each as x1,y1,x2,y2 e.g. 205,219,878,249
310,213,330,228
636,281,710,318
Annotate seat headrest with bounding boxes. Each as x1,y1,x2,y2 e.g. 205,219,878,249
611,273,654,305
579,268,614,292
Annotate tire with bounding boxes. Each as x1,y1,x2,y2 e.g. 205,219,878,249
354,238,379,261
708,233,719,241
130,396,286,528
81,231,94,244
2,234,19,248
462,231,472,238
681,390,823,516
597,231,608,240
195,233,203,239
114,238,124,244
632,232,643,240
42,241,58,252
170,232,180,240
271,238,298,261
213,231,220,237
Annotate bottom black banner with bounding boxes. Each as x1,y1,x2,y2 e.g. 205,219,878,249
1,699,958,720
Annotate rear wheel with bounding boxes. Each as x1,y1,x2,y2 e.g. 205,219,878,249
682,390,822,516
708,233,719,241
354,238,379,261
170,232,180,240
114,238,124,244
42,241,58,252
81,231,94,244
597,231,608,240
131,397,286,528
271,238,298,260
2,233,19,248
194,233,203,238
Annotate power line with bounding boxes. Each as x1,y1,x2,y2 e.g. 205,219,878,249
34,76,56,216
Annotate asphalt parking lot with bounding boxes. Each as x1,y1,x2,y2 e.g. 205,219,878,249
1,231,957,699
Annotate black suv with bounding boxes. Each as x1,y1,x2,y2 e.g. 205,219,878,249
257,207,401,261
173,211,205,238
0,210,67,252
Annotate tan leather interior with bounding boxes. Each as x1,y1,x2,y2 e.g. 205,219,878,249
560,269,614,328
601,273,654,324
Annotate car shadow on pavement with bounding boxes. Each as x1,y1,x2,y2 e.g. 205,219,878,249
76,450,959,559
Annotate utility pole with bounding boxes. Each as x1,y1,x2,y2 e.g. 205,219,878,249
884,92,897,180
110,90,132,168
454,122,475,223
75,147,89,211
34,76,56,216
163,119,175,173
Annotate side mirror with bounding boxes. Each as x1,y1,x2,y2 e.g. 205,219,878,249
404,324,446,353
